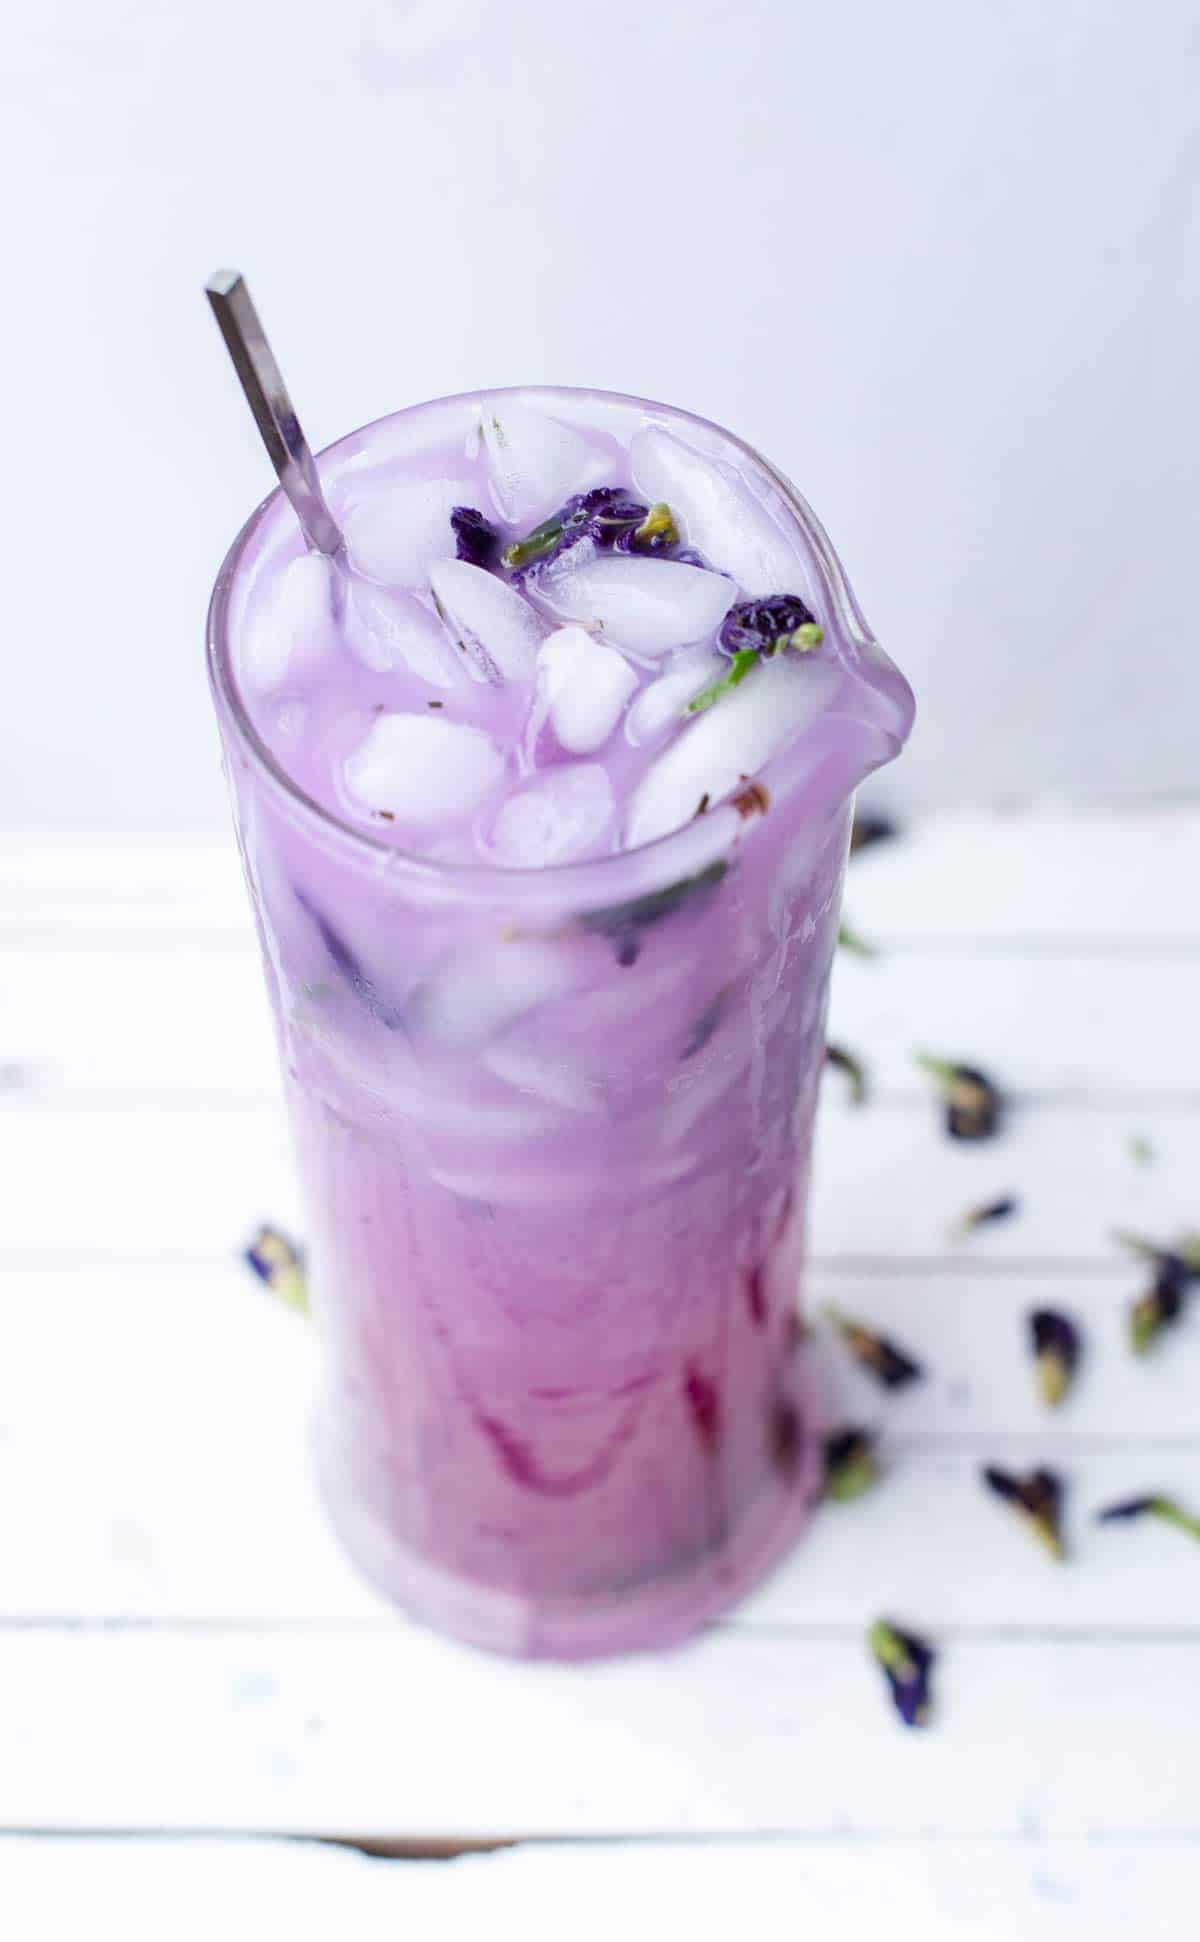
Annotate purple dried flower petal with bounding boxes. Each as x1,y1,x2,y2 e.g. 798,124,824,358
1095,1494,1200,1540
243,1224,309,1315
1029,1309,1080,1407
868,1619,935,1728
824,1427,878,1502
449,505,500,569
826,1306,923,1390
982,1464,1065,1558
915,1053,1003,1141
718,594,820,659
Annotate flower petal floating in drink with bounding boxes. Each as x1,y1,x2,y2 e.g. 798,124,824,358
915,1054,1004,1141
1028,1308,1081,1407
981,1465,1066,1559
825,1306,923,1390
450,505,500,570
868,1619,936,1728
244,1224,309,1315
1095,1494,1200,1544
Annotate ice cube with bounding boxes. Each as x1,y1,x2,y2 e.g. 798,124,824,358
343,713,505,825
429,558,543,683
531,554,735,657
410,938,578,1047
490,763,616,867
625,655,842,848
346,580,465,689
341,478,462,586
624,651,724,744
481,396,600,524
536,625,638,753
631,423,814,600
242,552,336,694
483,1042,603,1113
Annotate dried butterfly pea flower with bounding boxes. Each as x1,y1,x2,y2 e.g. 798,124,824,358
868,1619,935,1728
915,1053,1003,1141
1028,1309,1081,1408
957,1195,1019,1236
849,813,898,857
244,1224,309,1315
825,1306,923,1390
825,1043,868,1105
718,594,822,659
449,505,500,569
981,1464,1065,1559
1114,1230,1200,1354
824,1426,878,1502
1095,1494,1200,1542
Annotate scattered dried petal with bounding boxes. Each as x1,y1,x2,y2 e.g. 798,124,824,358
837,920,878,960
825,1306,923,1390
1128,1133,1156,1167
982,1464,1065,1559
957,1195,1019,1236
824,1427,878,1502
1114,1231,1199,1354
825,1043,868,1105
1095,1494,1200,1541
243,1224,309,1315
1029,1309,1081,1408
850,813,898,857
868,1619,935,1728
915,1053,1003,1141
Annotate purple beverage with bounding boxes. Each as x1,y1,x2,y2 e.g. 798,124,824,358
208,386,912,1656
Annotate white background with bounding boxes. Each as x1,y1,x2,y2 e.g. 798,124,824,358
2,0,1196,827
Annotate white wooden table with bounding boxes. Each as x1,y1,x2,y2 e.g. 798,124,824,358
1,811,1197,1935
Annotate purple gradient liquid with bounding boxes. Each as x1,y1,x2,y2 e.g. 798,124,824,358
208,387,912,1656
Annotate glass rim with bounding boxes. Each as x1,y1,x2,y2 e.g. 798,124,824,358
206,382,890,899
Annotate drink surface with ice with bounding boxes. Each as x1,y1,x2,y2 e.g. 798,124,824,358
209,387,912,1655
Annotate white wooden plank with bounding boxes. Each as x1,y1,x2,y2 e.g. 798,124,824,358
1,1266,1196,1628
5,941,1200,1101
0,1097,1188,1268
0,834,250,936
846,805,1200,942
0,1629,1197,1835
1,1836,1192,1942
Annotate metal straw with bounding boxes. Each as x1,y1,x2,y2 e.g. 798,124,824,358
205,270,344,559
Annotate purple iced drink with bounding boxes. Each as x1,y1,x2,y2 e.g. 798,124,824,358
207,387,912,1656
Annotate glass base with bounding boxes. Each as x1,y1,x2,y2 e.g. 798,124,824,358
314,1417,823,1660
